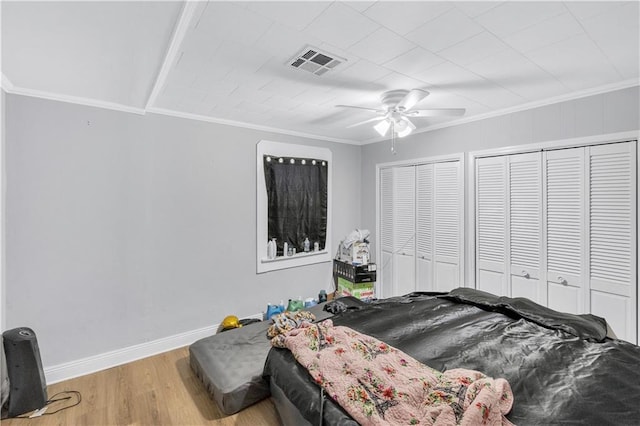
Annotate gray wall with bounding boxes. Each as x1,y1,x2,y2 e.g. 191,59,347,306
1,89,8,405
1,89,5,330
5,94,361,367
360,86,640,281
5,85,638,369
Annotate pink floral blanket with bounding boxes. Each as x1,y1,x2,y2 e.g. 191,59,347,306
279,319,514,425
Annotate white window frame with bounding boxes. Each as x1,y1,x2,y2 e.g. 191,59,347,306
256,140,332,273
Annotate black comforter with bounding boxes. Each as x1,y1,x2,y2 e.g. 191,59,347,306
263,288,640,425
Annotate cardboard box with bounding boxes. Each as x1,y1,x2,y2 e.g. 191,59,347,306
337,277,375,300
339,241,370,265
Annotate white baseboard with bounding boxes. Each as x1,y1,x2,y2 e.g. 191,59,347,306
43,313,260,384
244,313,265,321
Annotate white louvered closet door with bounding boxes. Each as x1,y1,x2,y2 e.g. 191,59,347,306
380,166,416,298
416,164,434,292
508,152,544,304
393,166,416,296
545,147,587,315
380,168,394,298
588,142,636,342
381,160,463,297
476,156,508,296
434,161,461,292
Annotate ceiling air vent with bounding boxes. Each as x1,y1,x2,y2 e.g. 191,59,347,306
288,46,346,76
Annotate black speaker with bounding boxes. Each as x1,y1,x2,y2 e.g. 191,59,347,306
2,327,47,418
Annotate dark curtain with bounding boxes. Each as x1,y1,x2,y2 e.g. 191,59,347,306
263,156,327,255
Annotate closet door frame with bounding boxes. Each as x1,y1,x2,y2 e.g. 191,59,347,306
467,130,639,342
376,153,465,298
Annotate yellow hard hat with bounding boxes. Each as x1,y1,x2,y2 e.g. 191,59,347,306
221,315,241,329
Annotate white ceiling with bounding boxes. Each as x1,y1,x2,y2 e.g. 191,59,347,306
2,1,639,144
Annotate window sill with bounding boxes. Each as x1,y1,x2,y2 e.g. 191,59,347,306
261,250,329,264
257,249,332,273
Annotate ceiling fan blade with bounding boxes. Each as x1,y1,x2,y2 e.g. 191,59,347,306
346,116,386,128
407,108,466,117
396,89,429,111
335,104,384,113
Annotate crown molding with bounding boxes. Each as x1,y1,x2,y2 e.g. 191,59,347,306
4,82,361,144
145,1,199,110
4,84,146,115
146,106,361,145
364,79,640,145
1,73,14,92
4,71,636,146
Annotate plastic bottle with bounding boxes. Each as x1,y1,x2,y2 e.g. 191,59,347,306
265,303,272,320
313,241,319,252
283,242,288,257
267,239,276,259
266,303,282,320
287,297,304,312
303,237,310,252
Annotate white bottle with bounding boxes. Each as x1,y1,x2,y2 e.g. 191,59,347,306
303,237,310,252
313,241,319,252
267,239,276,259
283,242,288,257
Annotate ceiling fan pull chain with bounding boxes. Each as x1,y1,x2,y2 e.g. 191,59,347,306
391,121,397,155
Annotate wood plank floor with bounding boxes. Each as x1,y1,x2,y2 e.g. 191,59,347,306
2,347,281,425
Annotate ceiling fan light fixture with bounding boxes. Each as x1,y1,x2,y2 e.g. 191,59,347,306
337,88,465,152
397,125,413,138
374,120,391,136
396,116,415,137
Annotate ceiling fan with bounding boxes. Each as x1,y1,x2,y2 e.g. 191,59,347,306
336,89,465,153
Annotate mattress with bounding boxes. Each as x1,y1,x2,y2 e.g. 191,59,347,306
264,289,640,425
190,319,273,415
189,299,361,415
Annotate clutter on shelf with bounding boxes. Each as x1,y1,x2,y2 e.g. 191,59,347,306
266,235,323,261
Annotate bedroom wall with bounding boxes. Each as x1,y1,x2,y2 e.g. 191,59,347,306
360,85,640,284
1,89,5,331
4,93,361,373
6,86,638,378
1,89,8,403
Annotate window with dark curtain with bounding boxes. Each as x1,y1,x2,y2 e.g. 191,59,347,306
263,155,328,256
